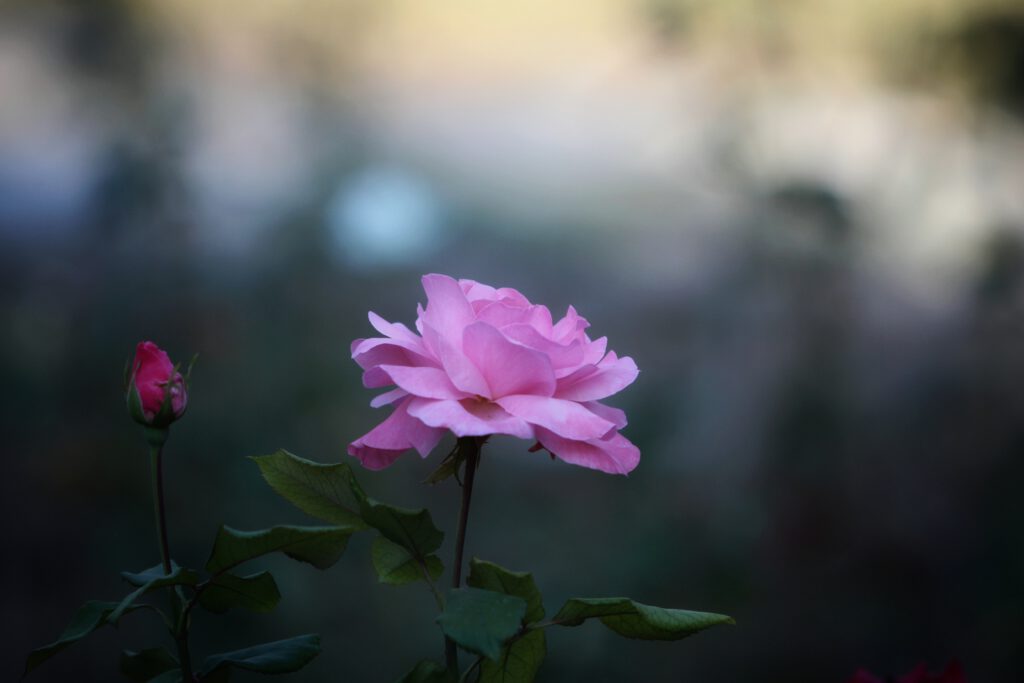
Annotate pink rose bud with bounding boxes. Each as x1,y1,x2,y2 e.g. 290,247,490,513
127,341,188,429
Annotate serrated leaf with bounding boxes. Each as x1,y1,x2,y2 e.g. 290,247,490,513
479,629,546,683
360,499,443,559
198,571,281,614
205,525,355,574
200,634,320,678
372,536,443,586
551,598,734,640
437,587,527,661
121,647,178,682
25,601,148,674
113,564,201,621
251,450,368,528
466,559,546,682
395,659,457,683
467,559,544,623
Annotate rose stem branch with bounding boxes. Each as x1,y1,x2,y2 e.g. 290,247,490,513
445,436,483,674
149,440,194,682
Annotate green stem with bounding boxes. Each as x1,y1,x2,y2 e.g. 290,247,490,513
150,444,194,682
445,437,483,674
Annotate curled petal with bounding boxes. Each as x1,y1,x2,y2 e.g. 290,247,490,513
556,354,639,402
583,401,628,431
535,428,640,475
370,387,408,408
348,398,444,470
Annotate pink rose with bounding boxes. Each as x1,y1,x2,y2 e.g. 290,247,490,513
348,274,640,474
128,341,188,427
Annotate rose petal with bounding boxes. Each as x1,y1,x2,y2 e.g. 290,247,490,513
495,395,614,440
500,323,584,369
370,387,408,408
463,321,557,398
377,364,468,400
348,398,444,470
420,273,476,353
556,354,639,402
535,428,640,475
583,401,628,431
407,397,533,439
422,323,491,397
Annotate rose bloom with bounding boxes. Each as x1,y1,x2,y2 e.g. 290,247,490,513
129,341,188,425
348,274,640,474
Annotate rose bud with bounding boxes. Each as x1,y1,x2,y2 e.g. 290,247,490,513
127,341,189,432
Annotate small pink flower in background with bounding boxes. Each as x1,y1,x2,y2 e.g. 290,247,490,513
847,661,967,683
128,341,188,426
348,274,640,474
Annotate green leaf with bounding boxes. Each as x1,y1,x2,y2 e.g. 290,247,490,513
251,450,368,529
551,598,734,640
371,536,444,586
113,564,201,621
466,559,547,682
479,629,545,683
200,634,321,678
437,587,528,661
24,601,148,674
395,659,456,683
360,499,443,559
205,525,355,573
120,647,178,682
198,571,281,614
467,559,545,623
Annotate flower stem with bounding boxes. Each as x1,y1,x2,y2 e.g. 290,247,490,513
150,444,194,682
445,437,483,674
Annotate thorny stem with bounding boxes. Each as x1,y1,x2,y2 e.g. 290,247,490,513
150,443,194,682
445,437,483,674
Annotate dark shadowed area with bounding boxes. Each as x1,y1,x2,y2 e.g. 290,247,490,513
2,1,1023,681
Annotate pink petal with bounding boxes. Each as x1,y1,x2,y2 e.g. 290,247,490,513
535,428,640,475
552,305,590,342
475,300,535,328
583,401,628,430
463,322,557,398
407,397,533,439
500,323,584,369
422,323,491,397
377,364,468,400
495,395,614,440
370,387,408,408
368,312,425,348
495,287,531,307
581,336,608,365
351,337,435,370
348,398,444,470
556,354,638,402
420,273,476,352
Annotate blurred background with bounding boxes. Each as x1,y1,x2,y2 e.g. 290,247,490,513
3,0,1024,680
